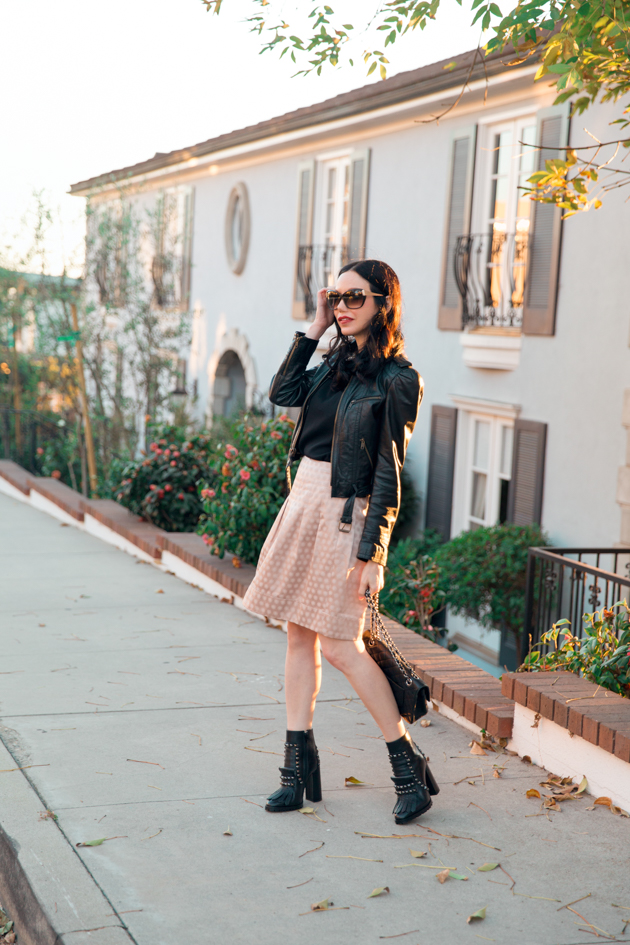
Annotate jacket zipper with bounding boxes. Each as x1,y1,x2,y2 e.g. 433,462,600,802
360,437,374,470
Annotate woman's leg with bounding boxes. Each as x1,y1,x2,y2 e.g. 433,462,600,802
285,621,321,730
318,635,405,741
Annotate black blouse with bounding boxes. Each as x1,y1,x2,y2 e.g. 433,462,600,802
296,371,349,462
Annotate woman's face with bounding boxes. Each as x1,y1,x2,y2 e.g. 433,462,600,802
333,270,385,343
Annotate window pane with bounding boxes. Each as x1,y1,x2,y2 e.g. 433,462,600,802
495,130,513,176
471,471,487,521
491,176,509,223
500,426,513,477
473,420,490,469
327,167,337,200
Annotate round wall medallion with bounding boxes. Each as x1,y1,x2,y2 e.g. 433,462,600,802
224,182,250,275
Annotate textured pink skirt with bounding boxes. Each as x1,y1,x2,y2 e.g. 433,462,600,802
242,456,369,640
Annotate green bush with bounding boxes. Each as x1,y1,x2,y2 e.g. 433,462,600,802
435,522,547,663
115,431,216,532
391,466,420,543
197,413,294,564
522,602,630,697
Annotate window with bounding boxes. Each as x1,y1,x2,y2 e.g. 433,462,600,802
465,414,513,530
318,156,350,286
473,118,536,325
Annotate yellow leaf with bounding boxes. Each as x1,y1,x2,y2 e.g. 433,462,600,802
223,826,233,835
409,849,427,858
467,906,487,923
526,789,541,799
477,863,499,872
345,776,371,786
311,898,331,911
594,796,612,807
576,776,588,794
367,887,390,898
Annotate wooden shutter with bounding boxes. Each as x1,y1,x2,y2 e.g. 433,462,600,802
522,105,570,335
347,149,371,260
292,160,316,320
438,127,477,330
425,405,458,540
180,186,195,310
506,420,547,525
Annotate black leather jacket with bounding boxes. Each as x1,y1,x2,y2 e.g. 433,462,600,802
269,331,424,567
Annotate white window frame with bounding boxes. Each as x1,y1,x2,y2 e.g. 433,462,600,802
450,396,520,536
314,153,351,283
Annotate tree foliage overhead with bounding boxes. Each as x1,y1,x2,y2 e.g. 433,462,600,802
202,0,630,213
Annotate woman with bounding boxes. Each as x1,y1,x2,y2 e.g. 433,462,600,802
242,259,439,825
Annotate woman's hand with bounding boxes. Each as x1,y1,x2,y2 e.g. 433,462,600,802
305,287,336,341
359,560,384,599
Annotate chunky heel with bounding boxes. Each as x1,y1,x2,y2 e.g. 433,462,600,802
305,763,322,803
425,763,440,796
265,729,322,813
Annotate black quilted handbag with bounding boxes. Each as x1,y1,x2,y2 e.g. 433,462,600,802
363,590,431,724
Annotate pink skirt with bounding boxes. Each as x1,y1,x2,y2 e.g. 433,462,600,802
242,456,369,640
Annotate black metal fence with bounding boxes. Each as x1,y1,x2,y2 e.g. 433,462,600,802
454,231,529,329
524,547,630,650
0,406,68,474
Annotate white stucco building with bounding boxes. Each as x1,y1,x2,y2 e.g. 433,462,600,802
70,47,630,667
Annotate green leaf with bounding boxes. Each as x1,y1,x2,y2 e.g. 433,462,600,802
477,862,500,871
467,906,487,923
449,871,469,880
368,886,390,897
76,837,106,847
367,61,377,75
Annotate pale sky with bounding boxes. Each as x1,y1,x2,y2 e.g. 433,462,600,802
1,0,481,275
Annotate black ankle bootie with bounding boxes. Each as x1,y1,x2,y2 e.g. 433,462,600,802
386,732,440,824
265,729,322,813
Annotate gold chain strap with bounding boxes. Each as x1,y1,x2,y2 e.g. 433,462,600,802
365,590,422,682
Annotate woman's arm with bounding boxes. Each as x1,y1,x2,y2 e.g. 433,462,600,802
357,368,424,568
268,289,335,407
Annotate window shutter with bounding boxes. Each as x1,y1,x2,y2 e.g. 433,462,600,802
506,420,547,525
425,405,458,540
522,105,570,335
292,160,316,320
438,127,477,330
347,148,371,260
180,186,195,310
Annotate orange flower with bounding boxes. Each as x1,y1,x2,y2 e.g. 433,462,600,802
221,463,231,476
221,482,229,493
270,431,282,440
51,470,61,479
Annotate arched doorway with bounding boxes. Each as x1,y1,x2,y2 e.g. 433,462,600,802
213,349,246,417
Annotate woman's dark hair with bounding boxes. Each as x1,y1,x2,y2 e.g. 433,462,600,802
322,258,406,390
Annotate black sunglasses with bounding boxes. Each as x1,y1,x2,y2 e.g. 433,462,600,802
326,288,386,310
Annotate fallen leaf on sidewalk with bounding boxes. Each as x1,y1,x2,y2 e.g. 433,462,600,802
223,827,233,836
38,810,57,822
76,836,127,848
436,869,450,884
470,742,487,756
298,807,327,822
368,888,390,898
467,906,487,924
420,719,431,727
311,899,332,911
492,770,501,779
526,789,541,799
585,797,629,816
345,777,372,786
155,589,164,594
477,863,499,872
409,849,427,858
448,872,469,881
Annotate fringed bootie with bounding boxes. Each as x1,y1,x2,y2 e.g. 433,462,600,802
265,729,322,813
386,731,440,824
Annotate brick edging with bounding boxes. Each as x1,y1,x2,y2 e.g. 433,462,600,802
503,671,630,762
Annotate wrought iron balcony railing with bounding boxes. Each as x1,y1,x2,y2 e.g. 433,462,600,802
524,547,630,651
455,231,529,329
297,244,349,317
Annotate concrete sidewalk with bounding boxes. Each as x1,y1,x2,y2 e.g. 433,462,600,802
1,490,629,945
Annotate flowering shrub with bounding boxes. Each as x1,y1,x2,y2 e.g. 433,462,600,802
380,534,453,647
522,601,630,698
115,432,216,532
197,413,295,564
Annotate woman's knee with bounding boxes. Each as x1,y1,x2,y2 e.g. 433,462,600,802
320,638,359,673
287,621,318,652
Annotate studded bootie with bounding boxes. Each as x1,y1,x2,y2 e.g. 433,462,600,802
386,731,440,824
265,729,322,813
